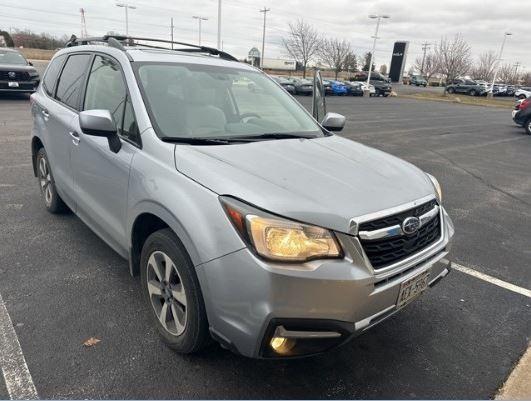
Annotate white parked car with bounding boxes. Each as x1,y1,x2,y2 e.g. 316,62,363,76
515,87,531,100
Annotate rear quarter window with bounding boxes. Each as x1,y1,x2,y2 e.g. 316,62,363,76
43,54,66,96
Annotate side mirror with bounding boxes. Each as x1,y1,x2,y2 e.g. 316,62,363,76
79,110,121,153
321,112,346,132
28,61,33,66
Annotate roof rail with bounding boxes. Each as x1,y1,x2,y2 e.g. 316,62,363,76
65,34,238,62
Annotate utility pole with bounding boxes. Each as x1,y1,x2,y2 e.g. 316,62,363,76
170,17,174,49
116,2,137,36
514,62,521,84
80,8,88,38
259,7,270,69
420,42,431,76
489,32,512,98
193,16,208,46
365,14,390,96
217,0,222,49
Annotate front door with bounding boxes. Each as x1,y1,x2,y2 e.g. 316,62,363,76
71,54,140,255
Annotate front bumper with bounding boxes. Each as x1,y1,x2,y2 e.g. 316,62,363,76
197,205,455,358
0,80,39,93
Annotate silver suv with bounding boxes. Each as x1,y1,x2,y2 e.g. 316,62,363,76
30,36,454,358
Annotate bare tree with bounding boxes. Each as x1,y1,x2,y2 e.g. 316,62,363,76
282,19,321,78
343,51,358,76
317,38,351,79
470,51,497,81
434,34,472,87
414,52,440,80
497,63,517,84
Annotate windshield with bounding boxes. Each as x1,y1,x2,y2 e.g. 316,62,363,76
0,50,27,65
135,63,322,140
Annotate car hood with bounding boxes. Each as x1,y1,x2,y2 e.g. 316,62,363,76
0,64,37,73
174,135,435,233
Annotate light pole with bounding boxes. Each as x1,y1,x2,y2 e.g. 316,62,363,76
259,7,270,69
488,32,512,98
116,2,137,36
364,14,390,97
193,16,208,46
217,0,222,49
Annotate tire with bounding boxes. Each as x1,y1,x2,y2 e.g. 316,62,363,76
35,147,67,213
526,118,531,136
469,89,477,96
447,87,455,94
140,228,210,354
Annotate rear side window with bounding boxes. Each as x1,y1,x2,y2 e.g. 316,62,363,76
55,54,91,110
43,54,66,96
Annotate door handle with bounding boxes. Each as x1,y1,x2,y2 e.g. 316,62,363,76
69,131,80,145
41,109,49,119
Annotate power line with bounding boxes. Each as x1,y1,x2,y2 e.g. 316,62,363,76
420,42,431,75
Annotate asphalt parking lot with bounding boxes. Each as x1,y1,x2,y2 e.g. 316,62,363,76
0,92,529,399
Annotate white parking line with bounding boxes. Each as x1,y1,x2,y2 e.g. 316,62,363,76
453,263,531,298
0,292,38,400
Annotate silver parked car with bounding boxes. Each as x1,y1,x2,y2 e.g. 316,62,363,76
30,35,454,358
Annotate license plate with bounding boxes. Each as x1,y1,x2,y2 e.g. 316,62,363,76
397,270,430,308
8,82,19,88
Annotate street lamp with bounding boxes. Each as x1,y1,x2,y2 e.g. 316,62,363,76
193,16,208,46
217,0,222,49
488,32,512,98
116,2,137,36
364,14,390,97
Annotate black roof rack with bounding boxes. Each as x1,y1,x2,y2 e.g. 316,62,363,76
65,34,238,62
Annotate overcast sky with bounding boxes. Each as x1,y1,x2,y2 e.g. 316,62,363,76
1,0,529,71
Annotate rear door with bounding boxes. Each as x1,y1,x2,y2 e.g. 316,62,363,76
71,54,140,254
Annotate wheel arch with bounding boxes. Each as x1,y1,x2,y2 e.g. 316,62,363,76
31,136,44,177
128,203,202,277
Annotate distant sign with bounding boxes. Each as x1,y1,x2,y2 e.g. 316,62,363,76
389,41,409,83
262,58,296,71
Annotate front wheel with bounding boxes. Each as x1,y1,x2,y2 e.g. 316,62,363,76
140,228,210,354
469,89,477,96
447,87,455,94
36,148,67,213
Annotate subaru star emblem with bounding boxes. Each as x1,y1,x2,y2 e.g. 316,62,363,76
8,71,16,79
402,216,421,235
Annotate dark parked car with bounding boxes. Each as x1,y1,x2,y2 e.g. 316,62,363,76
270,76,296,95
410,75,428,87
0,48,40,94
343,81,364,96
371,79,392,97
291,78,313,95
446,79,486,96
512,97,531,135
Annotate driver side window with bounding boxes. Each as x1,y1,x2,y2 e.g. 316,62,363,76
84,55,139,144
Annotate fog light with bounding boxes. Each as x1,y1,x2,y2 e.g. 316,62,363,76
270,336,296,354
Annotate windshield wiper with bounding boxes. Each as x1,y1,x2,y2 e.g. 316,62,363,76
223,133,319,142
160,137,232,145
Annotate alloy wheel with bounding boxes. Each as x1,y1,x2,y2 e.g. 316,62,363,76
146,251,187,336
38,156,52,207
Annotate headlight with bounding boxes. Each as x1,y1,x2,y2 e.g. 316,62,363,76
220,196,342,262
426,173,442,202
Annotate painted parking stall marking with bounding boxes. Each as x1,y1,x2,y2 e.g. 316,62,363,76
0,292,38,400
453,263,531,298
